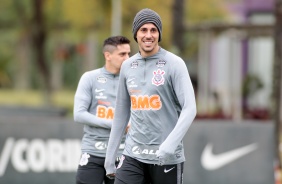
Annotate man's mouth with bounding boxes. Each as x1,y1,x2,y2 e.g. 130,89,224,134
144,41,153,45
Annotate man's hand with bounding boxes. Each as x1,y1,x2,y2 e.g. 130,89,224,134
106,173,115,179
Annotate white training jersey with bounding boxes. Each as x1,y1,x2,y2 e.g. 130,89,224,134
74,67,125,158
105,48,197,174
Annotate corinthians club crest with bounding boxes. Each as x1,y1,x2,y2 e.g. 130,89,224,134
152,69,165,86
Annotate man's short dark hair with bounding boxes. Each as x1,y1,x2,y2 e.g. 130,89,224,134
103,36,130,53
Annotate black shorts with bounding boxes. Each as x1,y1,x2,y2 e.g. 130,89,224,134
76,153,119,184
115,155,183,184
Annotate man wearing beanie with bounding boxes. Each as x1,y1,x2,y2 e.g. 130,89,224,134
105,8,196,184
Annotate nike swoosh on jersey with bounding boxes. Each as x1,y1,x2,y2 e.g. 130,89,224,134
128,78,135,82
95,89,105,93
164,167,175,173
201,143,258,170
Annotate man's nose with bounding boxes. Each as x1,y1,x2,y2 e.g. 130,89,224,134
145,31,152,37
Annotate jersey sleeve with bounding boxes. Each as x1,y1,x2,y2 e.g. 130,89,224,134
73,72,112,129
157,57,197,164
104,64,131,174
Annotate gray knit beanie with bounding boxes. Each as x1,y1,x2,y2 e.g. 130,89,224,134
132,8,162,42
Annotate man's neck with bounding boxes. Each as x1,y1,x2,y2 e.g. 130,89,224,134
140,46,160,58
104,64,119,75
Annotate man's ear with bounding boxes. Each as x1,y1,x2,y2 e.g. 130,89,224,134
104,52,111,61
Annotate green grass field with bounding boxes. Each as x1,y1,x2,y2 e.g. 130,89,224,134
0,89,75,116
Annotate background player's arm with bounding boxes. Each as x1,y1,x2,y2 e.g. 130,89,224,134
74,72,112,129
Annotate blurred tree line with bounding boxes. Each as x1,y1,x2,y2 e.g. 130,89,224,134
0,0,227,106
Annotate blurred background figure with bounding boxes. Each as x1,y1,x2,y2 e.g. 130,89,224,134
73,36,130,184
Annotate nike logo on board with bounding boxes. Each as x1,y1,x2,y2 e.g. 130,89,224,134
164,167,175,173
201,143,258,170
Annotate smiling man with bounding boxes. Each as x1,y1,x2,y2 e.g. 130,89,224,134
104,8,197,184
